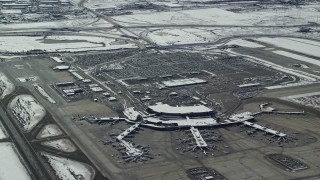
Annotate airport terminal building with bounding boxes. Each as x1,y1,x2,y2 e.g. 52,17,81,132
147,103,215,117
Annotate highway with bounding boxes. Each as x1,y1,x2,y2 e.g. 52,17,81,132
0,23,319,37
78,0,157,49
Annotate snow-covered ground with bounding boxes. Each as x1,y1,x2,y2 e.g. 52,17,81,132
226,39,265,48
113,5,320,26
265,81,316,90
144,26,305,46
42,139,77,153
42,153,95,180
146,28,216,45
17,76,38,82
0,122,8,140
256,37,320,58
273,50,320,67
0,72,15,99
0,35,137,53
113,8,242,26
37,124,63,139
281,92,320,109
0,18,107,31
33,84,56,104
84,0,118,9
0,143,31,180
9,95,46,132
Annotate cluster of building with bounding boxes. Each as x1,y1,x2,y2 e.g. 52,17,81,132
0,0,85,23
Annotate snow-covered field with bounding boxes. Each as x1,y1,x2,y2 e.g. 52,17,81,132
0,72,15,99
281,92,320,109
42,153,95,180
0,143,31,180
84,0,118,9
144,26,302,46
37,124,63,139
33,84,56,104
273,50,320,67
113,5,320,26
265,81,316,90
10,95,46,132
256,37,320,58
0,122,8,140
0,35,137,53
114,7,247,26
146,28,216,45
42,139,77,153
226,39,265,48
0,18,107,31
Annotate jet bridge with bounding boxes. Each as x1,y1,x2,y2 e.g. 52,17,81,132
190,127,208,148
242,121,286,137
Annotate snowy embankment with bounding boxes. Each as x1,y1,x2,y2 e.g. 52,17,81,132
37,124,63,139
33,84,56,104
42,139,77,153
0,72,15,99
226,39,265,48
281,92,320,109
42,153,95,180
9,95,46,132
0,35,137,53
256,37,320,58
0,122,8,140
0,143,31,180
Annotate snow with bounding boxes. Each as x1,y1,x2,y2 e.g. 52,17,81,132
0,122,8,140
146,28,216,46
0,143,31,180
17,76,38,82
228,49,320,81
282,92,320,99
1,9,22,14
238,83,261,88
226,39,265,48
227,49,320,89
37,124,63,139
90,87,104,92
53,65,70,70
273,50,320,67
33,84,56,104
113,6,320,26
265,81,315,90
256,37,320,58
0,18,109,31
0,35,137,53
141,26,305,47
281,92,320,109
0,72,15,99
42,153,95,180
114,8,249,26
153,2,181,8
9,95,46,132
42,139,77,153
